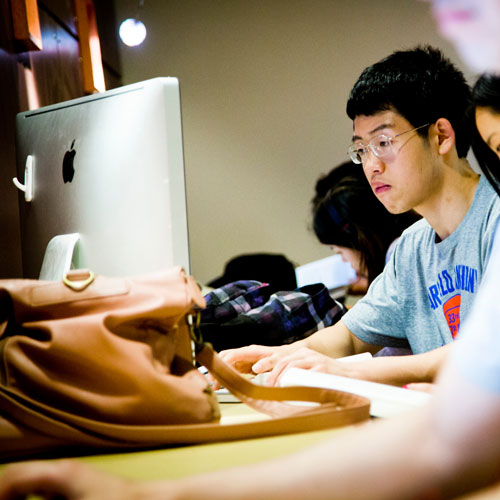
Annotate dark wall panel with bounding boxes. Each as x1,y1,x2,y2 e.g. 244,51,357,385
0,0,121,278
39,0,77,36
0,50,22,277
30,7,83,107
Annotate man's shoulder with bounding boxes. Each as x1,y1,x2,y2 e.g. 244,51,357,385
475,176,500,229
399,218,431,240
385,218,432,262
486,193,500,224
486,183,500,213
477,174,500,207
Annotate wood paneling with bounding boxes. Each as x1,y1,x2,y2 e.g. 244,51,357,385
0,50,23,277
39,0,77,36
29,6,83,107
0,0,121,278
0,0,41,54
93,0,121,77
74,0,105,93
103,64,121,90
11,0,43,51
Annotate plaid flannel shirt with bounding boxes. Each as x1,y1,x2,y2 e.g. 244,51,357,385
200,280,346,351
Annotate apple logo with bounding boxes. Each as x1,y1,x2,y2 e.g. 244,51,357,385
62,139,77,183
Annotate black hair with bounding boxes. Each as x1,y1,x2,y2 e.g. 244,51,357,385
312,162,420,285
346,46,472,158
470,74,500,197
472,74,500,113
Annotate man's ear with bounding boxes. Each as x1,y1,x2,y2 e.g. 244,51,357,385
433,118,456,155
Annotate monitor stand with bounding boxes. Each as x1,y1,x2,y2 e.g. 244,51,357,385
38,233,80,281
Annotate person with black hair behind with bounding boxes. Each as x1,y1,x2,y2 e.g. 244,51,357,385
312,161,420,295
472,74,500,186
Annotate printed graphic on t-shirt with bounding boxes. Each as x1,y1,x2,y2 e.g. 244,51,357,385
427,265,478,337
443,294,460,338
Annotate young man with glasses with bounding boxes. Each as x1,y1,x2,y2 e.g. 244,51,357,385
215,46,500,388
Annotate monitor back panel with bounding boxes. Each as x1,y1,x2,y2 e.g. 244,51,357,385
15,78,190,278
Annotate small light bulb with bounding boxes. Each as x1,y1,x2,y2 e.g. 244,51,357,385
119,18,147,47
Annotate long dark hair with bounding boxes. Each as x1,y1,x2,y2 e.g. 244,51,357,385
471,74,500,197
312,162,420,285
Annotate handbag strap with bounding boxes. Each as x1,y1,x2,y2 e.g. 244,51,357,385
195,344,370,425
190,309,370,425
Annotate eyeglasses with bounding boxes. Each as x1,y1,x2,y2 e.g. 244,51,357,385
347,123,430,165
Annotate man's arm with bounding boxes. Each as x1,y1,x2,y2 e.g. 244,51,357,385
209,320,380,389
327,343,452,385
217,320,379,377
302,319,381,357
216,319,448,387
261,340,451,387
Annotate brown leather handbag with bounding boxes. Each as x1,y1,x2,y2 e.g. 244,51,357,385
0,267,370,461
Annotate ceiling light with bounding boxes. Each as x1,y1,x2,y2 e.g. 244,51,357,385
119,1,146,47
119,18,146,47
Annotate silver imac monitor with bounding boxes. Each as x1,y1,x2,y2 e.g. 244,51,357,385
15,77,190,279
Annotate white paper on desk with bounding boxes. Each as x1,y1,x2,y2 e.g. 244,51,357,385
39,233,80,281
336,352,372,363
279,367,432,418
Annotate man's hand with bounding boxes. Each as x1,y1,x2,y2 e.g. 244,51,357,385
206,321,369,389
208,344,298,389
264,347,355,386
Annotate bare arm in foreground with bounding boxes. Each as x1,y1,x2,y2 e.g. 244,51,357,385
1,360,500,500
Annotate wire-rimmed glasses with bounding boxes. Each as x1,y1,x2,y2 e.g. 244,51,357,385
348,123,430,165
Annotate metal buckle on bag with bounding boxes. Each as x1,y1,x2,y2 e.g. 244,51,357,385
187,311,206,353
62,270,95,291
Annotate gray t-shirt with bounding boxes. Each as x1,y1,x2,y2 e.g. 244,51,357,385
343,175,500,354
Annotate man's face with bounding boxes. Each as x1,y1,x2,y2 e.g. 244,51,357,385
352,110,438,215
430,0,500,73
